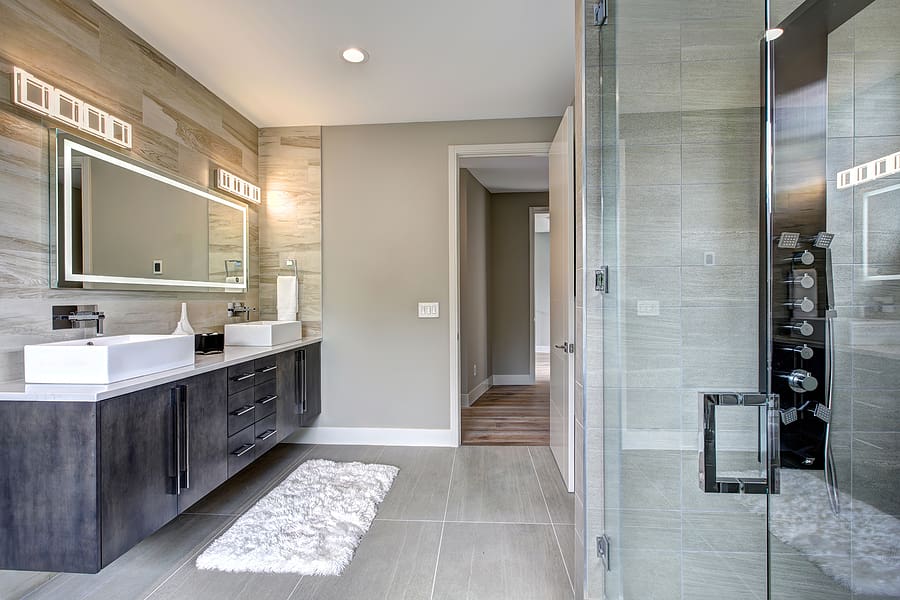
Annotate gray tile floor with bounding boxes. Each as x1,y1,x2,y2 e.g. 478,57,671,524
0,444,575,600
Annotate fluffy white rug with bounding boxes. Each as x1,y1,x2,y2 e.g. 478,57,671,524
196,459,399,575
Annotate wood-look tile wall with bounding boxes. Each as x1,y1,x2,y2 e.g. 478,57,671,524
258,127,322,336
0,0,266,384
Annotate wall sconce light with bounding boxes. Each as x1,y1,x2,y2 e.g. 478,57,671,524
836,150,900,189
12,67,132,149
215,168,261,204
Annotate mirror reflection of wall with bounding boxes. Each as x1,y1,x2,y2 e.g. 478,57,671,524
54,133,248,291
84,155,210,281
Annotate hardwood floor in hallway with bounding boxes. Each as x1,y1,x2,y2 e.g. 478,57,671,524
461,352,550,446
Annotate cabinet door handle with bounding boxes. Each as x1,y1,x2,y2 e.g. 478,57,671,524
170,388,181,496
232,443,256,457
232,372,255,382
257,365,277,374
257,429,277,441
180,385,190,490
301,350,308,415
257,395,277,405
232,404,255,417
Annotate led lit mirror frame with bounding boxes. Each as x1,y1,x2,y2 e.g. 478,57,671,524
50,130,249,291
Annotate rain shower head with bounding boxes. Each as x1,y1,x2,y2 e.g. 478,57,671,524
777,232,801,249
813,403,832,423
810,232,835,248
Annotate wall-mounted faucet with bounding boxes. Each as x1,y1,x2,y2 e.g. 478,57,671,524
227,302,256,321
52,305,105,336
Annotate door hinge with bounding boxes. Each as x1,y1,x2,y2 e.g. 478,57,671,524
594,1,608,26
597,535,611,570
595,267,609,293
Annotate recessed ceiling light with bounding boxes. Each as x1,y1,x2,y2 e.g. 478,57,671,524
765,28,784,42
341,47,369,64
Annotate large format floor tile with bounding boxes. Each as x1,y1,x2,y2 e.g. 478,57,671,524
445,446,551,523
431,522,573,600
289,520,442,600
530,446,575,524
376,446,455,521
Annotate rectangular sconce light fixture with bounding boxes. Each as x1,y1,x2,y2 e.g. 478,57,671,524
12,67,132,149
837,150,900,189
215,168,261,204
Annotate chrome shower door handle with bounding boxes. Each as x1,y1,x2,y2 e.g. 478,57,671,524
699,392,780,494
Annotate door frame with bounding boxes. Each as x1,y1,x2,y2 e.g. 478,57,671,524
448,142,552,445
529,206,551,384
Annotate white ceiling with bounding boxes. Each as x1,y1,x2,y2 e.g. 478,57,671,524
95,0,575,127
460,155,549,193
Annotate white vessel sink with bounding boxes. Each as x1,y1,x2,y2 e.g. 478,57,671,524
24,334,195,385
225,320,302,347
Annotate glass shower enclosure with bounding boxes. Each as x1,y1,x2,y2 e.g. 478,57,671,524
587,0,899,598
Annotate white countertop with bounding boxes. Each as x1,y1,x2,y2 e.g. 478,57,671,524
0,337,322,402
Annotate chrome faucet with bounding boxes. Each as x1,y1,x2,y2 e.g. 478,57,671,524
227,302,256,321
52,305,105,336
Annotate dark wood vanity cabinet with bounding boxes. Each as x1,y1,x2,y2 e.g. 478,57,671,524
0,342,321,574
299,343,322,427
172,370,228,510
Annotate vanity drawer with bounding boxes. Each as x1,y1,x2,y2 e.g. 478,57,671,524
227,387,256,436
227,425,256,477
227,362,257,394
254,355,278,384
254,379,277,421
254,413,278,456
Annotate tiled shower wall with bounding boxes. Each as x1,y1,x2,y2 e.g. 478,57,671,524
0,0,263,384
583,1,768,597
258,127,322,336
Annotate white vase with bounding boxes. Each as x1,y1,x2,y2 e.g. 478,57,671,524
172,302,195,335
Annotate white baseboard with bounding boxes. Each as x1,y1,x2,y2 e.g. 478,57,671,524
286,426,457,447
467,376,493,405
535,345,550,353
492,374,534,385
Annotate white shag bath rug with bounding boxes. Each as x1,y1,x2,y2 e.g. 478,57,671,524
196,459,398,575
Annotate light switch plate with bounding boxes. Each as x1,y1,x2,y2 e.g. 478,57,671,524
418,302,439,318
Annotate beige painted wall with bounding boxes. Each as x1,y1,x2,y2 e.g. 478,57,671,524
0,0,261,384
459,168,492,398
490,192,549,377
320,118,559,430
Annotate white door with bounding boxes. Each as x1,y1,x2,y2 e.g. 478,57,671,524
549,107,575,492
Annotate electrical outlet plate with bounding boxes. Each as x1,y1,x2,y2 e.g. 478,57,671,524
637,300,660,316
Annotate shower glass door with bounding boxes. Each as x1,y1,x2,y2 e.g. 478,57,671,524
768,1,900,598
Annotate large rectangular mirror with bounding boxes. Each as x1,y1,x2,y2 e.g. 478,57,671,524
51,131,249,291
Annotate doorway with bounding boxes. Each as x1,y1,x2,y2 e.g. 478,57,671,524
449,123,575,487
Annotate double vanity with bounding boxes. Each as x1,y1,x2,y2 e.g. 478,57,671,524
0,331,322,574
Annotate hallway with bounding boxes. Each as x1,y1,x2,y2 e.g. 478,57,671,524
461,353,550,446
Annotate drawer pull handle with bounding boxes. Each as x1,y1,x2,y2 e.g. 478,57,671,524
257,429,277,441
232,372,255,382
232,405,255,416
257,365,277,374
257,395,278,405
232,443,256,457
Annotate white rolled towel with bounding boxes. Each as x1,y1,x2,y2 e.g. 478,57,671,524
276,275,298,321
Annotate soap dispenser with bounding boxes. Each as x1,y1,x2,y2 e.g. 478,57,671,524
172,302,195,336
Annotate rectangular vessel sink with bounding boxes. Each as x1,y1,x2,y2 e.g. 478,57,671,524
225,321,302,347
24,334,195,385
